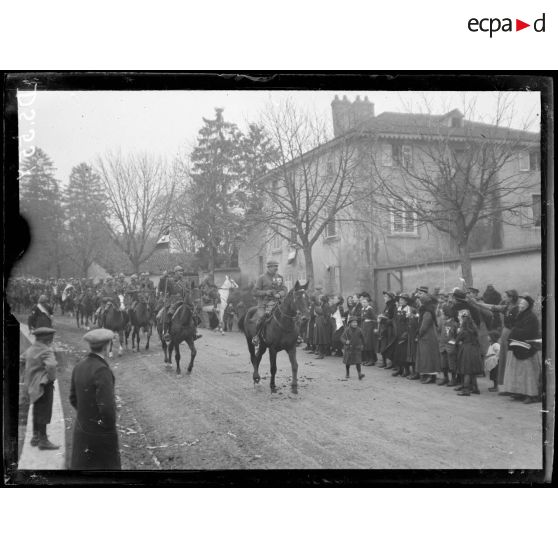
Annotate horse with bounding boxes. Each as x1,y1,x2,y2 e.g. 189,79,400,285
215,275,239,333
104,294,130,358
76,290,97,330
157,298,197,375
129,297,153,351
61,284,75,316
241,280,310,394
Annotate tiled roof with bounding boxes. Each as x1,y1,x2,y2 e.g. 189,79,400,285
355,110,540,142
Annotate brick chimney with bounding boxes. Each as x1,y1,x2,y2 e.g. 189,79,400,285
331,95,374,136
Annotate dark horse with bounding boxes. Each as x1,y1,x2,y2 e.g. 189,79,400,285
241,280,309,394
129,299,153,351
103,294,130,358
157,299,197,375
76,290,97,330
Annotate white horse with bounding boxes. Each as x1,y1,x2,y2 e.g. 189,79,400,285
216,275,239,334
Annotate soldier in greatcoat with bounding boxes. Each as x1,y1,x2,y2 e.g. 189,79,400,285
251,260,282,349
28,294,54,331
70,328,121,470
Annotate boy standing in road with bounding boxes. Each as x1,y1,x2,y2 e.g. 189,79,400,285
19,327,60,450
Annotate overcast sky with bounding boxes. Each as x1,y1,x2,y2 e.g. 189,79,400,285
18,90,541,184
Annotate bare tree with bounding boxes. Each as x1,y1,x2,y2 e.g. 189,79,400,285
96,151,177,273
365,94,540,286
253,99,364,287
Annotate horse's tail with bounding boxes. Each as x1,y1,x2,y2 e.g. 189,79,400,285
237,314,245,333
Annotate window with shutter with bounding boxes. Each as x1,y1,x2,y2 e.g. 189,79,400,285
532,194,541,227
382,143,393,166
390,202,418,235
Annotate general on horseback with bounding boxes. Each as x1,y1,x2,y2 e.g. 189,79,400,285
242,260,309,394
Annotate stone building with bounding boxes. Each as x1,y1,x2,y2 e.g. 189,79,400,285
238,96,542,305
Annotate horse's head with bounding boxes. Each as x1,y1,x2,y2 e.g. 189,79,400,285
285,280,310,318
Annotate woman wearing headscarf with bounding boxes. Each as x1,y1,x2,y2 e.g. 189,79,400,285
502,294,541,404
413,294,441,382
377,291,397,368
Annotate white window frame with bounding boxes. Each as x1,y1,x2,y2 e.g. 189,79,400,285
518,150,530,172
401,145,413,169
381,143,393,167
390,202,418,236
270,234,282,252
532,193,541,228
324,218,338,239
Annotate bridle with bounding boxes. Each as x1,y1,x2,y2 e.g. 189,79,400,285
271,289,307,330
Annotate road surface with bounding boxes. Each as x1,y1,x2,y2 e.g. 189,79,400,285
18,314,544,470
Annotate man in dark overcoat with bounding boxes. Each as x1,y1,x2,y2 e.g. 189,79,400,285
69,328,121,470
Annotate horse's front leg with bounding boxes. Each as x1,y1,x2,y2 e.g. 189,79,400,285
108,339,114,359
287,347,299,395
269,348,278,393
117,330,124,356
174,342,182,375
145,324,151,351
185,338,196,373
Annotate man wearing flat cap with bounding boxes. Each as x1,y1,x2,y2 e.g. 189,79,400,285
69,328,121,469
251,260,281,349
19,327,59,450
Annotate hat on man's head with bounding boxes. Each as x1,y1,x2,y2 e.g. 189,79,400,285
83,328,114,350
452,288,467,301
266,260,279,267
348,316,359,325
38,294,48,303
417,286,429,294
519,292,535,307
33,327,56,339
174,265,183,272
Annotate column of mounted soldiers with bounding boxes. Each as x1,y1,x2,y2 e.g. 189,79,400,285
10,264,543,405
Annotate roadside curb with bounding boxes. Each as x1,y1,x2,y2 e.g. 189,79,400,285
18,323,66,470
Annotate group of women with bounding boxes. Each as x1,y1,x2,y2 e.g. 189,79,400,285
301,285,543,402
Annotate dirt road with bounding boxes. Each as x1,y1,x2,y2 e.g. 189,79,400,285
35,315,543,470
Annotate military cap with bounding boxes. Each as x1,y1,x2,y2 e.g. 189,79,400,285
266,260,279,267
348,316,359,324
38,294,48,303
131,274,138,279
83,328,114,348
417,286,429,294
174,265,183,272
33,327,56,338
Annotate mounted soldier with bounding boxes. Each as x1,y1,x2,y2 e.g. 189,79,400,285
161,265,202,342
251,260,286,350
96,276,120,327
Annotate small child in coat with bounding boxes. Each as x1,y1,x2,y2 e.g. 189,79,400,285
438,304,458,386
485,330,501,392
340,317,365,380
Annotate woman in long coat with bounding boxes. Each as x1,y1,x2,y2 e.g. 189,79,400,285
413,295,441,381
314,295,332,359
455,311,484,396
377,291,397,368
502,294,541,404
391,294,411,376
70,328,121,470
405,298,419,378
360,295,378,366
